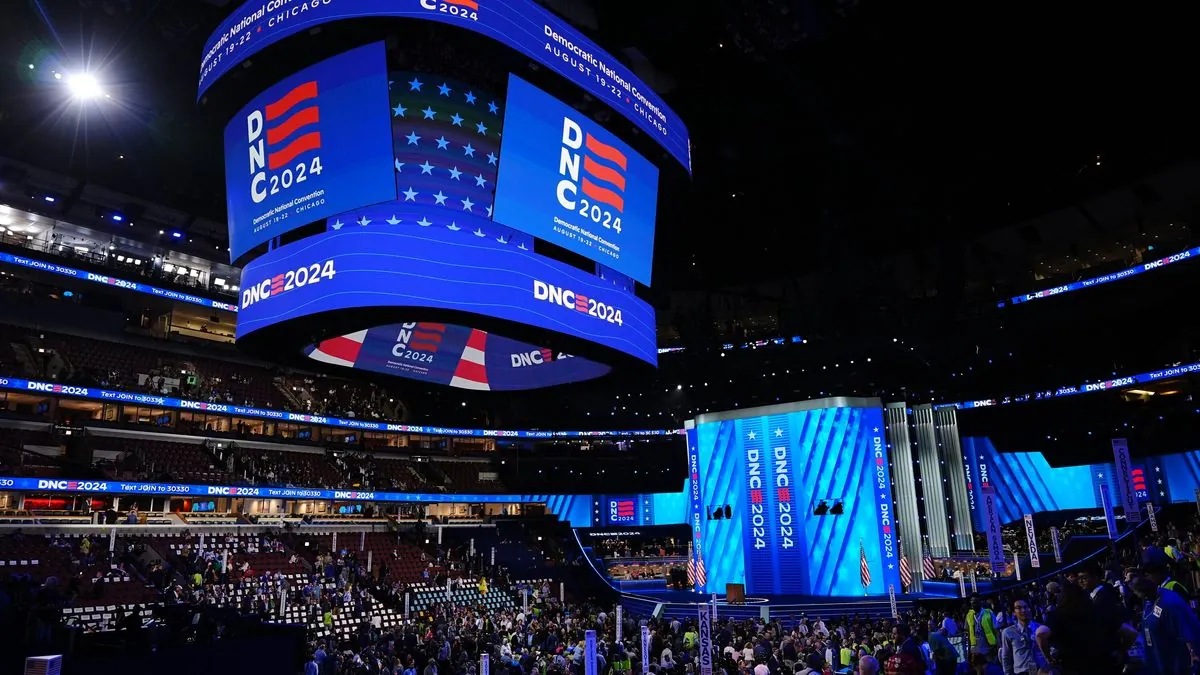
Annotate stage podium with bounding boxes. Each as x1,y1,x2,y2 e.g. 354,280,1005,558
726,583,745,604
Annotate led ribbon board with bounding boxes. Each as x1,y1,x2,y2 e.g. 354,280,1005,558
1009,246,1198,306
494,75,659,285
0,375,676,438
199,0,690,173
938,360,1200,410
223,42,397,261
0,252,237,312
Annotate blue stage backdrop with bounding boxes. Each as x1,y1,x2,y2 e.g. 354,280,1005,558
960,437,1188,528
223,42,397,261
689,400,901,597
494,75,659,285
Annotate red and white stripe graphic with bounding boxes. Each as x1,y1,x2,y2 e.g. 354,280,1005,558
449,329,490,390
308,330,367,367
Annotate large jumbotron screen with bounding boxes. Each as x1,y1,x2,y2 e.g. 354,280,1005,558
685,398,902,597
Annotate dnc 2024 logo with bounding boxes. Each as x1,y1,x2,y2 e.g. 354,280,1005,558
245,79,325,204
556,117,628,234
610,499,636,523
420,0,478,21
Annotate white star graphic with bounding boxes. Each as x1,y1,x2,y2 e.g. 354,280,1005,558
474,174,487,188
774,428,783,437
394,159,405,173
356,215,371,227
433,191,448,205
486,152,498,165
422,106,437,120
461,197,475,212
747,431,757,440
407,77,423,91
416,217,432,227
450,113,464,127
385,215,401,225
448,166,463,180
463,143,476,157
402,187,418,201
392,103,407,117
419,161,434,175
436,136,450,150
464,91,477,104
476,121,488,135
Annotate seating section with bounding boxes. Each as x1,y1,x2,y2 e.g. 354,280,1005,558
63,603,157,633
0,325,403,419
436,461,502,493
226,446,343,488
406,580,515,614
160,534,309,577
90,436,230,484
0,532,158,609
271,572,408,639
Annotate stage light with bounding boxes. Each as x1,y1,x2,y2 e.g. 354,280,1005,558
66,73,102,100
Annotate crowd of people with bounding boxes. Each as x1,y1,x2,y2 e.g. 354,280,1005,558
285,510,1200,675
7,506,1200,675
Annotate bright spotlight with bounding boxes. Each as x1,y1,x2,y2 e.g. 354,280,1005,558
66,73,102,100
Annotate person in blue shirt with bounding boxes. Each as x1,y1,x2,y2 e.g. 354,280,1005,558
1133,575,1200,675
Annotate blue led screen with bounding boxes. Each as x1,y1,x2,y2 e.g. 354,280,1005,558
494,75,659,285
306,322,611,391
960,437,1196,528
223,42,397,261
236,224,658,367
199,0,691,172
689,405,901,597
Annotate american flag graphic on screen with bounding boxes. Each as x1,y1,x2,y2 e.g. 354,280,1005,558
922,548,936,580
328,72,527,247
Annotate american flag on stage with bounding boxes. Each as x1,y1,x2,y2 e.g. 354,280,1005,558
687,555,707,588
899,553,913,590
859,542,871,590
922,549,936,581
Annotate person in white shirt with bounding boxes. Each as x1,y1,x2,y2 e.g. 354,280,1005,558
660,647,675,669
